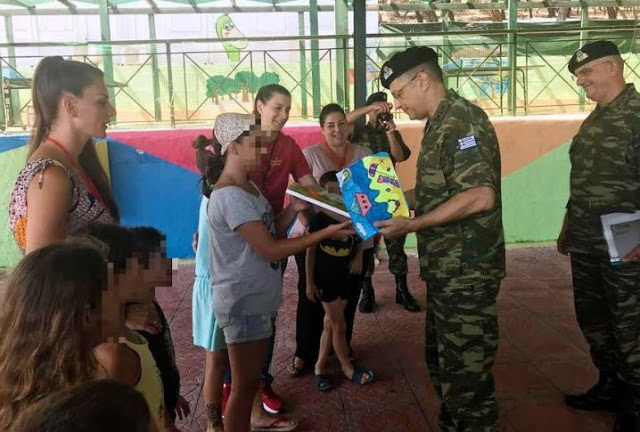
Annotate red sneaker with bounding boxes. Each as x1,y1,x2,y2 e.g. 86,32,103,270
260,382,284,414
222,382,231,417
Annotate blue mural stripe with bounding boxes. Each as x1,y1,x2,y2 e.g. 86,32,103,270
0,135,28,154
108,139,201,258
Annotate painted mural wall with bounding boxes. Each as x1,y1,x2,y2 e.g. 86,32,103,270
1,11,381,126
0,116,584,268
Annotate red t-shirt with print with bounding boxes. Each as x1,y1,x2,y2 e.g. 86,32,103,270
250,132,311,215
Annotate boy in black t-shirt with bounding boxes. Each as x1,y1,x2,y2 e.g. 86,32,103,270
306,171,375,391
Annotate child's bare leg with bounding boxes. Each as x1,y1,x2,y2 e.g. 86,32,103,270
224,339,267,432
314,315,333,375
204,349,228,432
325,299,372,384
322,300,354,375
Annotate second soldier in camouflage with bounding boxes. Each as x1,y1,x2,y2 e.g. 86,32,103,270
558,40,640,431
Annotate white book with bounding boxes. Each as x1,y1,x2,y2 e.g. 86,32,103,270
285,182,350,218
600,211,640,264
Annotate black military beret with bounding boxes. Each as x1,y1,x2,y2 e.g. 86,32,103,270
366,91,387,106
568,40,620,75
379,46,438,89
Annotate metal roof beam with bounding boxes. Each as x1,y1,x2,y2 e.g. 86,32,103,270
0,0,36,14
56,0,77,13
144,0,159,13
0,1,638,15
0,3,336,15
186,0,200,13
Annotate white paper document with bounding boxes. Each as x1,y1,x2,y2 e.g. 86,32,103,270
601,211,640,264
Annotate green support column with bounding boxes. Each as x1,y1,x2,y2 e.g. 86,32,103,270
4,16,20,127
98,0,115,106
508,0,518,115
310,0,321,117
148,14,162,121
334,0,348,108
298,12,308,118
441,2,454,91
166,42,175,127
579,3,589,110
353,0,366,114
0,54,5,129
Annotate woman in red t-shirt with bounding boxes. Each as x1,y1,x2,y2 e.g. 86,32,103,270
250,84,317,213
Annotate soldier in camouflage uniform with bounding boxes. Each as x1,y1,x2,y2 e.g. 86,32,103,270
377,46,505,432
557,40,640,432
345,91,420,313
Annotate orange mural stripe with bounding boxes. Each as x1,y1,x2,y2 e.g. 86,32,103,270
394,114,587,191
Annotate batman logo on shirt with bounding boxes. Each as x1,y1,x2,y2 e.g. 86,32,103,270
319,244,352,257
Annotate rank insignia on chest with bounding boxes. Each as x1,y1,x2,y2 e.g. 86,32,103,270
458,135,478,150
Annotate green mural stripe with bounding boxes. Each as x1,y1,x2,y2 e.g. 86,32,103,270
0,147,27,268
502,141,571,243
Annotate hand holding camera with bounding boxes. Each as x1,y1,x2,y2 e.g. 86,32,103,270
377,111,396,133
365,92,395,133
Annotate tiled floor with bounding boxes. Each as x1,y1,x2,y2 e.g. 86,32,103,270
160,247,615,432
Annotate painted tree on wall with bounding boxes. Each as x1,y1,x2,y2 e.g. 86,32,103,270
206,72,280,104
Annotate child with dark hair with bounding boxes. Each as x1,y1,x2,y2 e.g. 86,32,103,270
202,113,352,432
305,171,375,391
191,135,229,432
10,380,154,432
77,223,190,432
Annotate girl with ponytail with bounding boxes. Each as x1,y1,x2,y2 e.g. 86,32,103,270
190,134,229,432
192,113,352,432
9,56,119,253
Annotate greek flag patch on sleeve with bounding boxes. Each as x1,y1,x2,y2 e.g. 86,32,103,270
458,135,478,150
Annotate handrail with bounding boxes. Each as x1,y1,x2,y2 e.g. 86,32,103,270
374,24,639,40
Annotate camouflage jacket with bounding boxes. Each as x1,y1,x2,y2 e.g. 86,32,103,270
351,122,411,164
567,84,640,256
415,89,505,283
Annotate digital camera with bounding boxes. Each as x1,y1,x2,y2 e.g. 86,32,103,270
377,111,394,128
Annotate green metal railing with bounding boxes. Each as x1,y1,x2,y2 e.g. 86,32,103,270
0,23,637,129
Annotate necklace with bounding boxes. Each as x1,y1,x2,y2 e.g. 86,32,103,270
46,137,107,208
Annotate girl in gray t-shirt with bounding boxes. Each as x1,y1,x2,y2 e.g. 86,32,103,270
205,113,352,432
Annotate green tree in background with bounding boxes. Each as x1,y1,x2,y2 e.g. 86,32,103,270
207,72,280,104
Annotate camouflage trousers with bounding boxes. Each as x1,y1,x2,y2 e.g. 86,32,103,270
571,253,640,413
425,277,500,432
364,234,408,278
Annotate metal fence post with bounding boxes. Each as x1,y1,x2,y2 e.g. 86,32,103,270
166,42,175,128
508,0,518,115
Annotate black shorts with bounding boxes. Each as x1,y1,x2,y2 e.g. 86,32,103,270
317,273,360,303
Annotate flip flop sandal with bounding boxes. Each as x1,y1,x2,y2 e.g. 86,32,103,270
315,373,333,392
350,367,375,385
251,417,298,432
